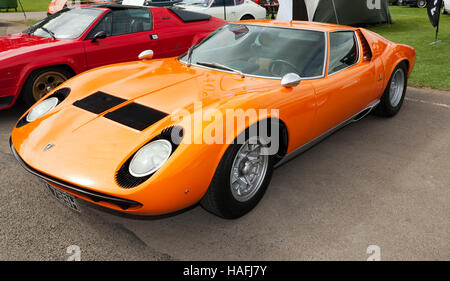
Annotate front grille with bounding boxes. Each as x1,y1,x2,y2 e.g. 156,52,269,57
115,126,184,188
73,91,126,114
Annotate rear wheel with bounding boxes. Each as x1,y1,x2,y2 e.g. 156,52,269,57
417,0,427,8
21,67,73,107
374,62,408,117
201,133,274,219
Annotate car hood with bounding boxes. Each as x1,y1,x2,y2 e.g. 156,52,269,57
0,33,67,59
11,58,280,194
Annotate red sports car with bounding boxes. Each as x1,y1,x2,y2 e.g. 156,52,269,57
0,4,225,109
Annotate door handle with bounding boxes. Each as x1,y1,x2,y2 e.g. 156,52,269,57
150,34,159,40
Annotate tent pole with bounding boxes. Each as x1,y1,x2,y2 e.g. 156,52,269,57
331,0,339,25
385,0,391,25
224,0,227,20
18,0,26,20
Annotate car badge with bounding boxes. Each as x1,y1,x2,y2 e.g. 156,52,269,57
44,143,55,151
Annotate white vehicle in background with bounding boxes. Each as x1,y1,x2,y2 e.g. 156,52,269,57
443,0,450,14
173,0,267,21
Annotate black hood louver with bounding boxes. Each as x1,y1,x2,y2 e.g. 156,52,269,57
73,91,126,114
104,102,168,131
73,92,168,131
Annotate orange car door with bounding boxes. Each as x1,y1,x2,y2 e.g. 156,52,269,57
280,82,318,152
312,31,379,137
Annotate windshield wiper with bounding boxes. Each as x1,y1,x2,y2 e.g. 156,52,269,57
196,61,245,78
39,27,56,39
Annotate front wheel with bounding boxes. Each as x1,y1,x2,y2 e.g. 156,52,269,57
374,62,408,117
21,67,73,107
201,134,274,219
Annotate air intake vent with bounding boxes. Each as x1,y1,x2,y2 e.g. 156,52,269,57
357,30,372,61
169,8,211,22
73,91,126,114
104,103,168,131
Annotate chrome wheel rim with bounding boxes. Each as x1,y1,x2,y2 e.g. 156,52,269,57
230,137,269,202
32,71,67,101
389,68,405,107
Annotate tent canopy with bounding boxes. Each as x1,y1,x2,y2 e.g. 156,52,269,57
277,0,392,26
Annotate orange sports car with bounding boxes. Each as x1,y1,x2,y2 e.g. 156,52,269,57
10,21,415,219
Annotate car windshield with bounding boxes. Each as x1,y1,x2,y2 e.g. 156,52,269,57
25,8,103,39
180,24,326,79
179,0,211,6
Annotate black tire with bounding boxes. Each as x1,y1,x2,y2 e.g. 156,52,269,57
21,66,73,108
240,14,255,20
417,0,427,8
374,62,408,117
201,126,275,219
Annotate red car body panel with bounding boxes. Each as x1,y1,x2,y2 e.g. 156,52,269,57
0,6,225,110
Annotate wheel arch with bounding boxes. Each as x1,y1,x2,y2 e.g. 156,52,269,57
230,117,289,163
240,14,255,20
17,64,77,99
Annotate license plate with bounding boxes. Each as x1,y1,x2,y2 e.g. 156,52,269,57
45,182,81,213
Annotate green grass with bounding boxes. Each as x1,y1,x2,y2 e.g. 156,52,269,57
12,19,40,25
369,6,450,91
0,0,49,12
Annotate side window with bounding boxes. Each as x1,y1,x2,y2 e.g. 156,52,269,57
328,31,358,75
236,0,244,5
211,0,235,7
111,8,153,36
87,12,112,39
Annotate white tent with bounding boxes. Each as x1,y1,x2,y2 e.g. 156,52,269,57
277,0,318,21
277,0,392,26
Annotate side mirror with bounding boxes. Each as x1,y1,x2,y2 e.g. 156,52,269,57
281,73,301,88
91,31,107,42
138,50,154,61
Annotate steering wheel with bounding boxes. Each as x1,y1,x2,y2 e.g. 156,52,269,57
269,60,300,77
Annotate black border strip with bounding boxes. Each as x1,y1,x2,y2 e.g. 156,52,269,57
9,138,142,210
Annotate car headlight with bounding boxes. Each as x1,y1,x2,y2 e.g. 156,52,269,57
129,139,172,177
26,97,59,122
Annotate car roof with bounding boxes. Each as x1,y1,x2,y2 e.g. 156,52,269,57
80,3,149,11
236,20,358,32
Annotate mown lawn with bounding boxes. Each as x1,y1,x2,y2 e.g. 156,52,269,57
369,6,450,91
0,0,49,12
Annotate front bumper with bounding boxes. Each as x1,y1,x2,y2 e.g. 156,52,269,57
10,138,143,211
